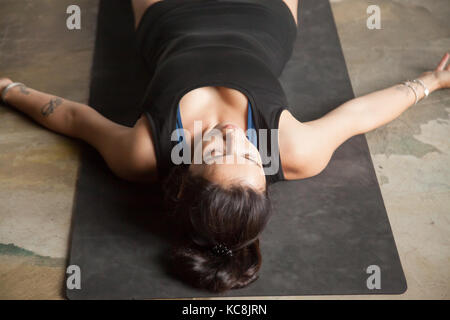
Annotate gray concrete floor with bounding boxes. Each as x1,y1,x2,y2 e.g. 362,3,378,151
0,0,449,299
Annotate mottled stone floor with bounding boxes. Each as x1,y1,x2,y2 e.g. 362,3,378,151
328,0,450,299
0,0,448,299
0,0,97,300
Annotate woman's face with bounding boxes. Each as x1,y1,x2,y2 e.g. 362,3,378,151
189,121,266,191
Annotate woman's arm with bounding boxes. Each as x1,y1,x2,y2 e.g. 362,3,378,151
281,53,450,180
0,79,157,182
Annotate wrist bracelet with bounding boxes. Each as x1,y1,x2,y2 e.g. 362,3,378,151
412,79,429,98
1,82,24,103
402,81,419,105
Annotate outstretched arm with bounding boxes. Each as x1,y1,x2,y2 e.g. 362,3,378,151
282,53,450,180
0,80,157,182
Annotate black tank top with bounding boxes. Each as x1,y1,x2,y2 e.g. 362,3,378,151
136,0,297,184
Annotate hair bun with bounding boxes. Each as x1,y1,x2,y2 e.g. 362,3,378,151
170,240,261,293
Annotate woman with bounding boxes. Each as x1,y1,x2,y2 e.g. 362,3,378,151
0,0,449,293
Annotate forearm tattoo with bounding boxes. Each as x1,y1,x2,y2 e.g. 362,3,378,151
40,97,63,116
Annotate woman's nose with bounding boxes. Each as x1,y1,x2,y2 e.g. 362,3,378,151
225,131,236,155
225,129,248,156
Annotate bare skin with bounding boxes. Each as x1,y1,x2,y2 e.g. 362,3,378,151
1,0,449,189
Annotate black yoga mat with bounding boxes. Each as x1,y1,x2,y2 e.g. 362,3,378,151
66,0,407,299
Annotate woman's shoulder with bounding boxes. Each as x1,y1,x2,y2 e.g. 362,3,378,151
278,110,327,180
127,113,159,183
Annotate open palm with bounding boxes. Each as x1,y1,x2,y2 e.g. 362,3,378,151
423,53,450,89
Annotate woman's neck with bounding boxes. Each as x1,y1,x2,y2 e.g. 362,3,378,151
179,86,249,137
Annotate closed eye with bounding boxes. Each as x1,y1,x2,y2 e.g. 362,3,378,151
243,153,262,168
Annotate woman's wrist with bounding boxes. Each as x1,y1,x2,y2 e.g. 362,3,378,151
417,72,441,93
0,78,14,100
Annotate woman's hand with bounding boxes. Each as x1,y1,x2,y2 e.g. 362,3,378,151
435,53,450,89
421,53,450,90
0,77,13,97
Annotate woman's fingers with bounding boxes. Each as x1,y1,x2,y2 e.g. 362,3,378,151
436,52,450,71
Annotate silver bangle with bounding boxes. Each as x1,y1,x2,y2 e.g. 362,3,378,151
1,82,25,103
402,81,419,105
412,79,429,98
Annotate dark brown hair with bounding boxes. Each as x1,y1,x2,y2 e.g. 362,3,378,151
163,165,272,293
